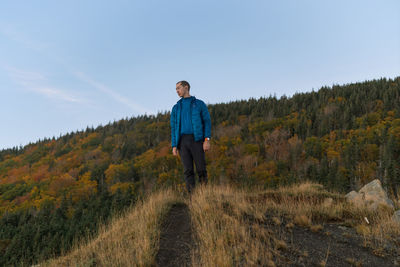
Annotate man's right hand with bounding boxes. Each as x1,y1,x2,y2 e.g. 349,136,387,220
172,147,178,156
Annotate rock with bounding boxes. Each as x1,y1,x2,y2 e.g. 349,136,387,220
345,191,364,207
393,210,400,223
345,191,361,201
345,179,394,210
359,179,394,209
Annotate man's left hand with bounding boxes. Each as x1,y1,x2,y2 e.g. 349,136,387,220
203,140,210,152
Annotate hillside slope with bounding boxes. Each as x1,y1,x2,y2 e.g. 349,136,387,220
45,188,181,266
46,183,400,267
1,76,400,265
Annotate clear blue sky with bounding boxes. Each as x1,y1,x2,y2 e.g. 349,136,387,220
0,0,399,150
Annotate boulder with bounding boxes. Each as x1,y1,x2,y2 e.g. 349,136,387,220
345,179,394,210
345,191,361,201
393,210,400,223
345,191,363,206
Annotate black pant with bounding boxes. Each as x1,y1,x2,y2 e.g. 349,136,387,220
178,134,208,193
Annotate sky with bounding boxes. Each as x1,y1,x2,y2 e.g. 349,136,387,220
0,0,399,150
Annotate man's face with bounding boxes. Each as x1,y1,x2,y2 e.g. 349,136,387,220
176,83,188,97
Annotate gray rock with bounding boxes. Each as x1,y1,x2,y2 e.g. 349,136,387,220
345,190,363,206
346,179,394,210
345,191,361,201
393,210,400,223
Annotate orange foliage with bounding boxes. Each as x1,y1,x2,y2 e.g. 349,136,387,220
155,141,170,157
48,174,76,196
31,164,50,182
6,165,29,183
14,194,30,205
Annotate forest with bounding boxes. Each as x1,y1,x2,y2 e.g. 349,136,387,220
0,77,399,266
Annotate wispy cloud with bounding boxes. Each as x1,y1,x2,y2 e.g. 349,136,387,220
1,25,153,114
74,71,154,114
0,25,50,51
4,66,83,103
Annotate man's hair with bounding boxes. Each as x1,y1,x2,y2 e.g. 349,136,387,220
177,80,190,91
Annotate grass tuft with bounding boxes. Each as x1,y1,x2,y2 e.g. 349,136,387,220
44,188,181,267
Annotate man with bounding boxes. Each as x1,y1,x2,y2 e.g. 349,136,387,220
170,80,211,193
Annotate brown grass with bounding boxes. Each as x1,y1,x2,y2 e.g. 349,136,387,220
310,224,324,232
189,181,400,265
44,180,400,266
294,214,311,227
44,188,181,267
345,257,363,266
256,181,400,237
188,184,276,267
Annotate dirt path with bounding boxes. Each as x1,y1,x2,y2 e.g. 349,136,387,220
263,214,399,267
156,202,193,267
155,201,399,266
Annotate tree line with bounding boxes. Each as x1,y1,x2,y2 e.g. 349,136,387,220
0,76,399,265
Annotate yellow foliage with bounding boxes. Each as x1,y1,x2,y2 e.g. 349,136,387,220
244,144,259,155
254,161,277,182
134,149,156,171
66,207,75,219
105,164,131,185
387,110,395,117
80,132,101,146
326,149,340,161
157,172,170,185
72,171,98,201
30,186,40,198
110,182,134,194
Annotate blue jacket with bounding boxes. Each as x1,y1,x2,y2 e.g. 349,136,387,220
170,96,211,148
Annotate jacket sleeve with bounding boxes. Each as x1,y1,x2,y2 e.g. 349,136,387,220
200,101,211,139
170,106,177,148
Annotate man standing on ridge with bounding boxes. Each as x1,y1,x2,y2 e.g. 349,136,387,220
170,80,211,194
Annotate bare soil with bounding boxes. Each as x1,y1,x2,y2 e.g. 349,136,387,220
155,202,193,267
263,213,400,267
155,202,399,266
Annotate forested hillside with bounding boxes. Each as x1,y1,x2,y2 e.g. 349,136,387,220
0,76,399,265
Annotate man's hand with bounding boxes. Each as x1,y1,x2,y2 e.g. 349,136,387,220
172,147,178,156
203,140,210,152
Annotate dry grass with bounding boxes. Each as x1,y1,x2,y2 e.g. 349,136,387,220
257,181,345,222
259,181,400,250
310,224,324,232
44,188,181,267
44,181,399,266
345,257,362,266
189,181,400,266
354,210,400,250
294,214,311,227
188,184,276,267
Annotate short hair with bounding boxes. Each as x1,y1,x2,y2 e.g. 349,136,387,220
177,80,190,91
